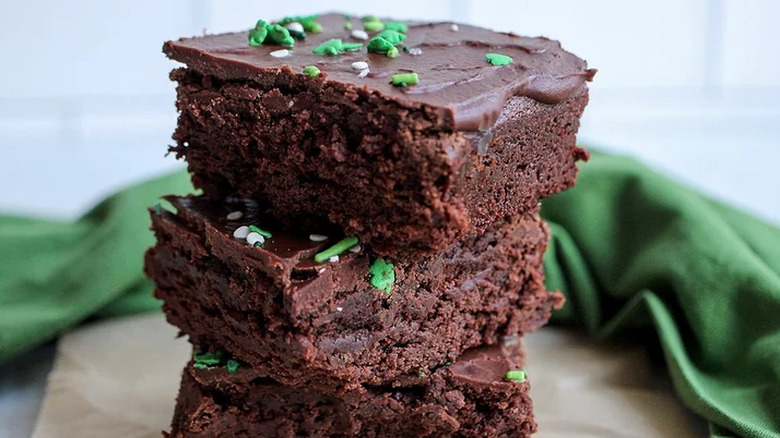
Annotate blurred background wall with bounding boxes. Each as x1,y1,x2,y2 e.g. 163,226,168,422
1,0,778,223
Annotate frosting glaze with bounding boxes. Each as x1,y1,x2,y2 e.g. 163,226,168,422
164,13,595,131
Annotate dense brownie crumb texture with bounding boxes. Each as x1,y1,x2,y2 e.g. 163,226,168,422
168,341,536,438
164,13,594,255
145,196,563,390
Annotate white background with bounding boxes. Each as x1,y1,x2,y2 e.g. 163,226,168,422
0,0,778,223
0,1,778,436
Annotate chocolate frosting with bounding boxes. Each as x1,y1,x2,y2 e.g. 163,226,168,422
164,13,595,131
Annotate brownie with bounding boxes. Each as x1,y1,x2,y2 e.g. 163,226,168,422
164,13,594,255
167,341,535,438
144,195,562,390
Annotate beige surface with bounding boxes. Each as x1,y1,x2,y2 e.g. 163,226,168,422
31,314,704,437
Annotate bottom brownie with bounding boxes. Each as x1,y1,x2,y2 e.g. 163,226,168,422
168,341,535,438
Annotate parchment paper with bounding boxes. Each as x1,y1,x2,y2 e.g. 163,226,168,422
31,314,705,437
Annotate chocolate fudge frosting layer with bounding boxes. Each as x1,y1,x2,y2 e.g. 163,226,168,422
145,195,563,390
168,342,535,438
164,13,594,131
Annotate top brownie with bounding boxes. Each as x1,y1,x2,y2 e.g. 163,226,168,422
164,13,594,255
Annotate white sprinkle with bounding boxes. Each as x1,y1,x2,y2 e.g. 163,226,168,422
285,21,304,34
226,211,243,221
408,47,422,56
288,99,295,108
348,244,362,253
336,307,343,312
357,68,370,79
450,24,459,32
246,232,265,246
351,61,369,70
270,49,290,58
318,268,327,274
309,234,328,242
233,226,250,239
329,255,340,263
351,29,369,40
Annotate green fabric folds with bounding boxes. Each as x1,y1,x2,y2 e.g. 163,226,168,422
1,153,778,437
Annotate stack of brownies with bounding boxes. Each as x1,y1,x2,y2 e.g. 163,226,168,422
145,12,593,437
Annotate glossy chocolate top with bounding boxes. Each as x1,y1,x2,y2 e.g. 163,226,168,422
164,13,595,131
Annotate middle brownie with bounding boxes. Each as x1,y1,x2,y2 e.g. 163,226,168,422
145,196,562,390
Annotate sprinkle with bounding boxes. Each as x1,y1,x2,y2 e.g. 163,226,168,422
375,30,406,45
445,361,452,366
314,236,359,263
385,22,408,33
313,38,362,55
351,61,369,70
350,29,369,40
246,232,265,246
505,370,526,382
369,258,395,294
305,21,323,33
486,53,513,66
248,225,272,238
336,307,343,312
302,65,321,77
284,21,304,34
233,226,250,239
310,234,329,242
357,68,370,78
226,360,240,374
270,49,290,58
387,46,399,58
416,370,426,377
344,21,353,30
450,23,459,32
318,268,327,274
153,202,163,216
349,244,362,253
248,24,268,46
391,72,419,87
329,255,340,263
278,14,321,33
408,47,422,56
362,15,380,23
194,351,223,366
364,21,384,32
226,211,243,221
267,24,295,46
193,362,208,370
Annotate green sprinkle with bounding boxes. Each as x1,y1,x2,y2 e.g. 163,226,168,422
248,225,272,238
505,370,526,382
313,38,344,55
369,258,395,294
486,53,513,66
193,362,208,370
248,25,268,46
445,361,452,366
153,202,163,216
375,29,406,45
302,65,321,77
387,46,399,58
194,351,223,366
314,236,359,263
344,21,353,30
305,21,323,33
384,22,408,33
288,29,306,40
364,20,384,32
267,24,295,46
341,42,363,51
416,370,426,377
391,72,419,87
367,36,394,53
362,15,380,23
226,360,240,374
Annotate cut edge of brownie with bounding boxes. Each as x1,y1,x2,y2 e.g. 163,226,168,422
145,195,564,390
166,341,536,438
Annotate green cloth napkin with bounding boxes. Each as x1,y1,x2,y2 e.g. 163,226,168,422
1,153,778,437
